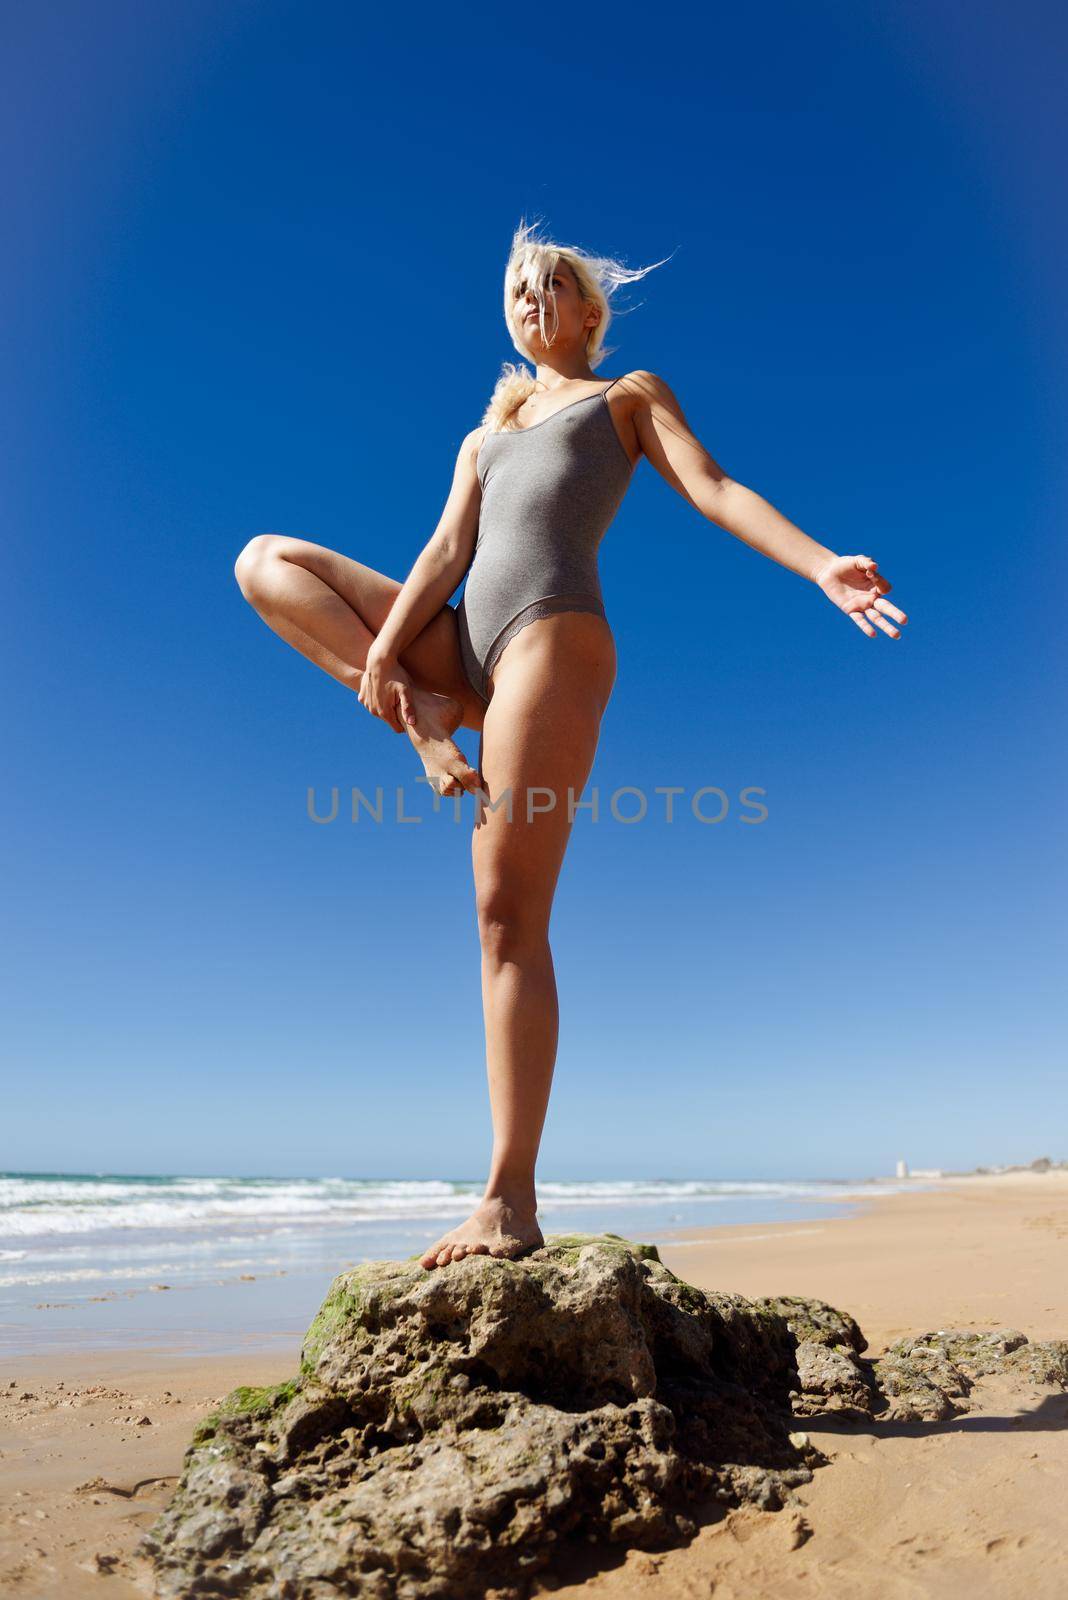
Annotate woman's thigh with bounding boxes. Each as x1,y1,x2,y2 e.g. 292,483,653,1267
259,534,486,730
471,614,616,930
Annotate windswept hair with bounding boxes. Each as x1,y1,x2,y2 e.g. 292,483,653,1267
480,217,675,433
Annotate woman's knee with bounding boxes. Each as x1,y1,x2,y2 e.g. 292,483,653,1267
234,533,287,598
475,885,550,959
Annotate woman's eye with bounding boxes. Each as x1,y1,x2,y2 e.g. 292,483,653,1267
513,278,560,297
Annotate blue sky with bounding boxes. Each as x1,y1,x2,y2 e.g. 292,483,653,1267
3,0,1065,1182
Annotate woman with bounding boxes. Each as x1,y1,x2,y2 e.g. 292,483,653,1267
234,220,908,1272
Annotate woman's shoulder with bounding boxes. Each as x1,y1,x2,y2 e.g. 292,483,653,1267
459,423,491,453
611,369,669,395
457,424,492,479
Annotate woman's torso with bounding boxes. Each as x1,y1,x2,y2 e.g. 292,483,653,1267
458,382,637,685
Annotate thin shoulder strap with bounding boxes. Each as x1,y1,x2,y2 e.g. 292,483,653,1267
601,374,627,398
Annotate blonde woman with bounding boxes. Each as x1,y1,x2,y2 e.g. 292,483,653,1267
234,220,908,1271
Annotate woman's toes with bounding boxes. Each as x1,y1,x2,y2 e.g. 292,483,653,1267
451,1244,469,1260
436,1247,453,1267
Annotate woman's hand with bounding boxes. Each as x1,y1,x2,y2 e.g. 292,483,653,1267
357,647,417,733
813,554,909,639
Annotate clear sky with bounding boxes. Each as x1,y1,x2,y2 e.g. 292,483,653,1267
3,0,1065,1182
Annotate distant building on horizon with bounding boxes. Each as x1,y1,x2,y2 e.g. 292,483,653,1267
895,1159,945,1179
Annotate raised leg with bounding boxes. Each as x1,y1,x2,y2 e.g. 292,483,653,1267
418,612,616,1269
233,533,485,793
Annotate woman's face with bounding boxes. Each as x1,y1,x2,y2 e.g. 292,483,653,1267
511,260,598,354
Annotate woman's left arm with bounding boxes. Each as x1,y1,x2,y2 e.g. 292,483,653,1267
627,370,908,640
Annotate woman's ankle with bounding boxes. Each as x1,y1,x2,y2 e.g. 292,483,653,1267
481,1180,537,1216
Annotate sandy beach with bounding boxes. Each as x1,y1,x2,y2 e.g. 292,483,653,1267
2,1169,1066,1598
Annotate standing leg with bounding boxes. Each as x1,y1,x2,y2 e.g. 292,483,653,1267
419,612,616,1269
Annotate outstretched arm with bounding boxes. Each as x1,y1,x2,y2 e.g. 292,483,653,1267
625,371,908,640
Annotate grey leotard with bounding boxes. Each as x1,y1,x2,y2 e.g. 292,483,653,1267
455,378,633,704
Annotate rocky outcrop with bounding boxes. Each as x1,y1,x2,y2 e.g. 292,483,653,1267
870,1327,1068,1422
143,1236,1068,1598
752,1294,882,1418
754,1296,1068,1424
143,1235,822,1599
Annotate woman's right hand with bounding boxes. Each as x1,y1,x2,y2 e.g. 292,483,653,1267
358,646,416,734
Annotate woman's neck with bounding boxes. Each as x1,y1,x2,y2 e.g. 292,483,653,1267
532,361,598,391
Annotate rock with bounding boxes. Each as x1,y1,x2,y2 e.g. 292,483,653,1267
870,1328,1068,1421
1002,1337,1068,1386
871,1333,972,1421
753,1295,880,1419
143,1235,820,1599
144,1237,1068,1595
750,1299,1068,1426
753,1295,868,1356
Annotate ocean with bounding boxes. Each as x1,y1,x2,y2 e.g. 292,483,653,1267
0,1172,927,1357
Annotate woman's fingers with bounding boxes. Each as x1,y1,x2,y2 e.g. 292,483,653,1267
357,671,402,729
392,684,414,735
847,600,907,638
865,607,901,638
386,684,408,734
854,555,895,594
397,685,414,727
874,596,908,625
825,559,907,638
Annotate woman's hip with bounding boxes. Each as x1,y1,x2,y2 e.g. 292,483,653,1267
487,606,616,714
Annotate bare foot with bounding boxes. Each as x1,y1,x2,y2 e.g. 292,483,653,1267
419,1195,544,1269
400,685,482,799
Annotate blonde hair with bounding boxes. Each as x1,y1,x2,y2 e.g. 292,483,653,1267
480,217,675,433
